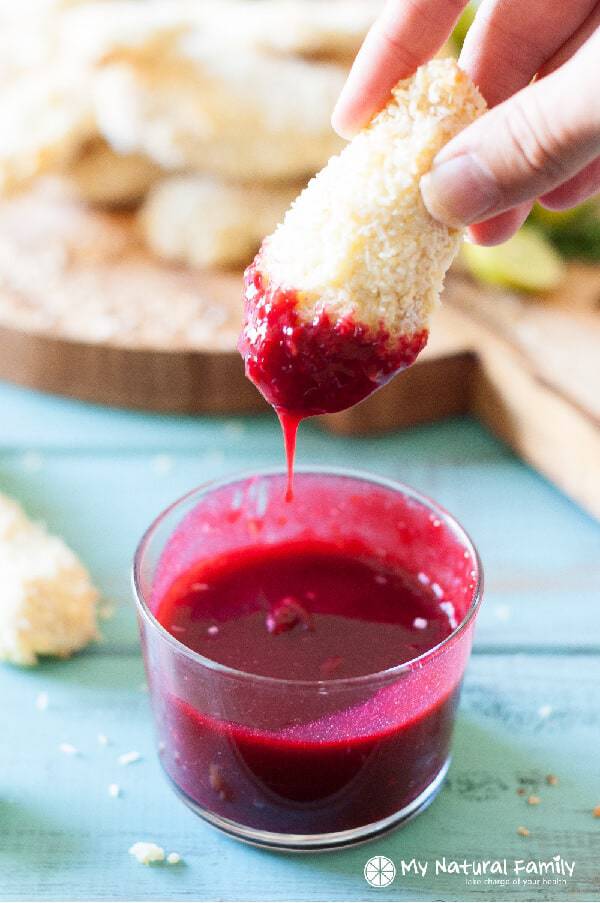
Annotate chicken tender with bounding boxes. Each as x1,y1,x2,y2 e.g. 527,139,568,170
59,0,377,65
0,1,367,193
140,175,300,269
0,68,94,195
239,59,486,416
0,493,99,666
196,0,379,63
93,46,345,181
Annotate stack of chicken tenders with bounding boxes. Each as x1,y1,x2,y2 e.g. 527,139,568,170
0,0,377,271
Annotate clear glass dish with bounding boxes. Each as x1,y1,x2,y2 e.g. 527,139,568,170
133,468,483,850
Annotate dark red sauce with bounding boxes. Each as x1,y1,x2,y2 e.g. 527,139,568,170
157,543,454,681
238,253,428,499
238,254,428,418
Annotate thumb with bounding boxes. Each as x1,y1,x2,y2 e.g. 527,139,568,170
420,33,600,228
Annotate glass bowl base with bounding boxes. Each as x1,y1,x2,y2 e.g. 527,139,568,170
165,757,450,852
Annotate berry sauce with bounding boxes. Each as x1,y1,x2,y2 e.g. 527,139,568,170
239,256,428,417
156,543,453,681
151,543,462,834
144,469,478,837
238,252,428,498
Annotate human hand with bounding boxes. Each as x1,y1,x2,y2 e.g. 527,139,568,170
332,1,600,245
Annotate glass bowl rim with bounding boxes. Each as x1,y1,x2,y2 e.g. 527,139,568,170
132,466,483,688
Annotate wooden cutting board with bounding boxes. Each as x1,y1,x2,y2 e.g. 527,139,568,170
0,185,268,414
0,187,597,519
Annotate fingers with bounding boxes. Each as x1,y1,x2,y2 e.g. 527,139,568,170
539,157,600,210
332,0,468,138
460,0,595,106
420,30,600,228
467,202,533,246
539,1,600,77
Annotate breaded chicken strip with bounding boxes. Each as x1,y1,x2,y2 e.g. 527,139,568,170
0,1,367,194
0,69,94,195
0,1,96,80
58,0,377,65
194,0,379,63
0,493,99,666
93,45,346,182
140,175,300,269
239,59,486,416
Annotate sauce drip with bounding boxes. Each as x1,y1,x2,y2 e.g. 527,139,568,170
276,409,301,502
238,252,428,498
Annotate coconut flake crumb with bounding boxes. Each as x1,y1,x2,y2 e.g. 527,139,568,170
413,617,428,630
167,852,182,865
59,742,80,756
108,783,121,798
35,691,49,711
118,750,141,766
527,795,541,806
129,842,165,865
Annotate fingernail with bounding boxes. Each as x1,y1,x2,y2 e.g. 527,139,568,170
331,89,364,140
420,153,502,228
331,106,359,141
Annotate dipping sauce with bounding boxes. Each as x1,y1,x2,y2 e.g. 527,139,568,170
239,256,428,499
139,473,479,841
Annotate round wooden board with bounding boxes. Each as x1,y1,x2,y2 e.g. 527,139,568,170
0,323,268,414
0,185,268,413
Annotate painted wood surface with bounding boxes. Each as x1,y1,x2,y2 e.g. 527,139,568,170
0,381,598,902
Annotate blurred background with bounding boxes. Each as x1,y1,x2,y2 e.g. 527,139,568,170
1,7,600,901
0,0,597,516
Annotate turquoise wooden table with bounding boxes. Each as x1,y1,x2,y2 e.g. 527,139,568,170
1,380,599,902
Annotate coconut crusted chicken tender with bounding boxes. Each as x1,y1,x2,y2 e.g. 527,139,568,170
0,1,370,196
93,42,346,182
140,175,301,269
239,59,486,416
0,68,94,195
0,0,93,82
59,0,377,66
197,0,380,63
0,493,99,666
